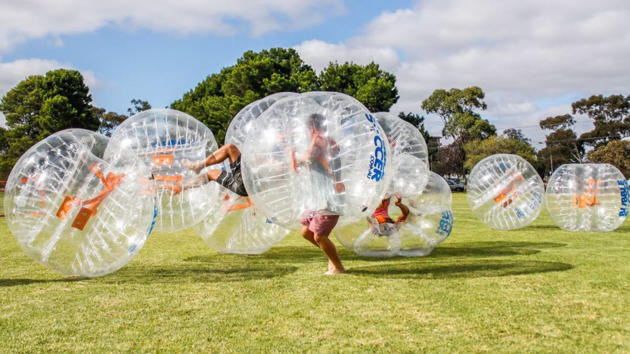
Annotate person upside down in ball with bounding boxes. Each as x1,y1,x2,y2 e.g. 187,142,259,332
291,113,346,275
367,194,410,236
158,144,249,203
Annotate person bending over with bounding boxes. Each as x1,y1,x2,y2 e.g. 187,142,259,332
368,194,409,236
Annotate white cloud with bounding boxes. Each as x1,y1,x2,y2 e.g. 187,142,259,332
294,39,399,72
0,0,345,54
295,0,630,147
0,58,99,100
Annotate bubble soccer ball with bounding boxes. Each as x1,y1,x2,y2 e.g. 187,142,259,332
373,112,430,195
193,191,290,254
373,112,429,165
545,163,628,231
225,92,298,149
3,129,156,277
241,92,392,229
467,154,544,230
104,108,223,232
336,171,452,257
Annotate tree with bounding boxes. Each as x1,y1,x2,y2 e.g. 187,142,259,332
398,111,439,168
503,128,531,144
421,86,495,141
127,98,151,116
172,48,400,143
93,107,127,137
537,114,583,177
431,143,465,177
0,127,9,178
0,69,98,179
463,136,537,171
420,86,496,177
172,48,319,143
319,62,399,112
587,140,630,177
573,94,630,148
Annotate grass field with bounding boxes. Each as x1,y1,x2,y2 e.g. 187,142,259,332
0,192,628,352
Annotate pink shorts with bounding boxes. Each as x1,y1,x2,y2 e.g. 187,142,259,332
300,212,340,237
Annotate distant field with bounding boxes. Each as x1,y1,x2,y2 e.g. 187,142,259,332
0,193,628,352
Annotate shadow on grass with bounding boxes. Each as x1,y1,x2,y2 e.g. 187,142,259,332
348,259,573,279
0,277,84,287
614,225,630,233
430,241,566,258
186,241,567,264
338,241,567,261
100,264,299,284
185,247,325,264
521,225,562,231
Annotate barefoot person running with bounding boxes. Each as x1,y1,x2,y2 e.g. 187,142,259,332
292,113,346,275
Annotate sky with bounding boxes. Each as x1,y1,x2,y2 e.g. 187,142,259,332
1,0,629,147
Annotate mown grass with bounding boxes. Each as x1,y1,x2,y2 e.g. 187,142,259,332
0,193,628,352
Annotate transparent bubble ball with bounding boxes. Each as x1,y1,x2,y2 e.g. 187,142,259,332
241,92,392,229
225,92,298,149
373,112,429,195
104,108,223,233
373,112,428,165
467,154,544,230
336,171,453,257
193,191,290,254
4,129,156,277
545,163,628,231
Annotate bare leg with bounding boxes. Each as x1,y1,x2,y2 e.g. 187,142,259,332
314,234,345,275
183,144,241,174
302,226,335,271
301,226,319,248
159,169,222,194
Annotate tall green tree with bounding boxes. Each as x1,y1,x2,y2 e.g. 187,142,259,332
503,128,531,144
420,86,496,177
171,48,319,143
421,86,495,142
0,127,8,179
537,114,583,177
432,143,465,177
463,136,537,171
319,62,399,112
573,94,630,148
127,98,152,116
587,140,630,177
0,69,98,179
93,107,127,137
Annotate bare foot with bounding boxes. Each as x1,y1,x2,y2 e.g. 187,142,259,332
324,267,345,275
181,159,203,174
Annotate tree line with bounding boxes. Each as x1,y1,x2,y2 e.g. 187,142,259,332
1,47,628,180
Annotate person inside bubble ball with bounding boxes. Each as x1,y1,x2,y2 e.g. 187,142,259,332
291,113,346,275
158,144,249,199
367,194,410,236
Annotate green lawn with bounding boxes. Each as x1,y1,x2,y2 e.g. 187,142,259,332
0,193,628,352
